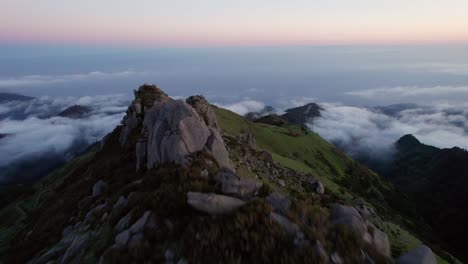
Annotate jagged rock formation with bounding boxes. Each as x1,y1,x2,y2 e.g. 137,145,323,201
119,84,233,171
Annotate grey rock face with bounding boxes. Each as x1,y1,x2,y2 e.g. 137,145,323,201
330,204,368,235
205,128,235,170
266,192,291,215
60,233,90,263
278,179,286,187
120,84,171,145
314,241,328,262
311,180,325,194
118,85,235,172
114,211,157,248
115,211,132,233
113,196,128,210
186,95,218,129
236,133,256,147
330,204,390,257
92,180,108,197
370,227,390,257
396,245,437,264
187,192,246,215
270,212,309,247
214,169,262,198
144,100,211,168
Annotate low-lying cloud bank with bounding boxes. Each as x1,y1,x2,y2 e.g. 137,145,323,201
0,71,139,88
0,95,129,183
220,98,468,161
312,103,468,158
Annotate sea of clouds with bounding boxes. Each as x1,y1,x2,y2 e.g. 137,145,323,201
0,95,129,183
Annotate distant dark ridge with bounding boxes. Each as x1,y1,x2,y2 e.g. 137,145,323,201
0,92,34,103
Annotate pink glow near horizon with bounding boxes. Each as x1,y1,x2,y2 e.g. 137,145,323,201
1,0,468,47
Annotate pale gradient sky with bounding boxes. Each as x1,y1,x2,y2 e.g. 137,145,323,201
1,0,468,46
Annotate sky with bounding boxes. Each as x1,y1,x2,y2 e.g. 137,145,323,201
1,0,468,47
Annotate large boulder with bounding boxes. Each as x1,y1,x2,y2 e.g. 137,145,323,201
118,85,234,171
214,169,262,198
265,192,291,214
143,100,211,168
187,192,246,215
330,204,368,235
396,245,437,264
270,213,309,247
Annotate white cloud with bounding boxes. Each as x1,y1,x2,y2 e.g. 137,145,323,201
0,70,139,87
347,86,468,100
0,95,127,170
214,100,265,115
312,103,468,159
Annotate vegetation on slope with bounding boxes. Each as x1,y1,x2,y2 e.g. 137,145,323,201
215,106,459,263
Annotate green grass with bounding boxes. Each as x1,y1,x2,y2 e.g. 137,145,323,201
214,107,456,263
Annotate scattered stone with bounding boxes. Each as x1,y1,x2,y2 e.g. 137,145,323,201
187,192,246,215
330,252,344,264
311,180,325,194
130,211,155,234
214,169,262,197
396,245,437,264
61,233,91,263
113,196,128,210
278,179,286,187
115,211,132,233
92,180,108,197
114,211,157,248
177,258,189,264
85,203,107,223
200,169,209,179
235,133,256,147
265,192,291,215
314,241,328,262
164,248,175,261
270,213,308,247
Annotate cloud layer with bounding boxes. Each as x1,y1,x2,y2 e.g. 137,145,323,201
347,86,468,100
0,71,138,88
0,95,128,183
312,103,468,159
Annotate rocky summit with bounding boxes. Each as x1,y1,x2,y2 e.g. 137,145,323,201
0,84,451,263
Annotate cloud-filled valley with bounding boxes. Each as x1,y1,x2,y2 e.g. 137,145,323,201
0,95,129,183
1,90,467,184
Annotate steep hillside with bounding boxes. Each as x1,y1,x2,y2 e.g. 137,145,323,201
383,134,468,261
0,85,454,263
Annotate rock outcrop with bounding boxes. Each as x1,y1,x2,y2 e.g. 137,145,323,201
396,245,437,264
214,168,262,198
187,192,246,215
118,85,233,171
330,204,390,257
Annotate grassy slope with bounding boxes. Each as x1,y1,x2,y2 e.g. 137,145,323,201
215,107,456,263
0,151,96,256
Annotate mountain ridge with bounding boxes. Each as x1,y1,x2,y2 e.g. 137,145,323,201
0,85,456,263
